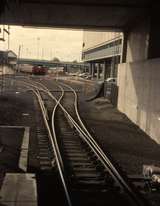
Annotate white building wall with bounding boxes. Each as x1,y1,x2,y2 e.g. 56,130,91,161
83,31,121,50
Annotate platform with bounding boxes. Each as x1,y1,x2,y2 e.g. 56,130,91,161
0,126,30,172
0,173,37,206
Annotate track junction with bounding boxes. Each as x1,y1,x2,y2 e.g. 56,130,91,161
17,76,149,206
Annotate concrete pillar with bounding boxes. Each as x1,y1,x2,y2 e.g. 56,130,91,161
103,61,107,81
86,66,88,73
91,63,95,79
89,64,91,75
97,63,100,80
64,65,67,72
110,59,115,78
121,31,128,63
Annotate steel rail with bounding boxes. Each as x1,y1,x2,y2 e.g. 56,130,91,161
22,79,145,206
31,80,142,203
18,80,73,206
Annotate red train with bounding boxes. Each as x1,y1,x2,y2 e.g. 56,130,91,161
32,65,48,75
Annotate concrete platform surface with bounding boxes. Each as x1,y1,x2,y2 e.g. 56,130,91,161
0,173,37,206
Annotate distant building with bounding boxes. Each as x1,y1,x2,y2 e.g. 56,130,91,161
82,31,123,80
0,50,17,67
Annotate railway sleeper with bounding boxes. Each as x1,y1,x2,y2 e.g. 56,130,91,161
74,167,105,177
38,145,50,149
69,162,94,167
73,168,102,175
75,179,107,187
39,151,50,156
63,138,81,142
39,148,50,152
39,160,52,167
65,153,89,157
74,172,104,179
38,156,51,160
64,148,86,152
72,181,109,191
37,133,48,137
66,157,91,162
38,139,48,143
73,167,98,172
72,165,96,171
62,142,82,146
62,131,75,135
63,146,84,151
72,177,106,186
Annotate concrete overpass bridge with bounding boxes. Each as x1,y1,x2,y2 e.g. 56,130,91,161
17,58,89,70
0,0,151,30
0,1,160,144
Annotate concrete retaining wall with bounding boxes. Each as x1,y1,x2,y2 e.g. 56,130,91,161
118,58,160,143
126,19,149,63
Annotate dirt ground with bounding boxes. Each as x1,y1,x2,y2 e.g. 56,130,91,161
0,77,39,173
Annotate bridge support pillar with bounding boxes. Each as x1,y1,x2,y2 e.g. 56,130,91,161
148,6,160,59
91,63,95,79
97,63,101,80
103,61,107,81
89,64,92,75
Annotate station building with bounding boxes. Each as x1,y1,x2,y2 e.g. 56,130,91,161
82,31,123,81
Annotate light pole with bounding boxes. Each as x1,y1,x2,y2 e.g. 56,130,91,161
26,48,29,58
50,49,53,60
37,37,40,59
17,44,23,72
7,25,10,50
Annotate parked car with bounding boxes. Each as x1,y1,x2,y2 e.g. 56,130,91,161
78,73,87,77
85,75,92,79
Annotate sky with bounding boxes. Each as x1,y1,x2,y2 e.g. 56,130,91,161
0,26,83,62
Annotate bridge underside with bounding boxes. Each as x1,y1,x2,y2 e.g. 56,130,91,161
0,0,150,30
1,1,160,145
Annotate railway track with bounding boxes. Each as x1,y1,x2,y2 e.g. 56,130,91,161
20,77,149,206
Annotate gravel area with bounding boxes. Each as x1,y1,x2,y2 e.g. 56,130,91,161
61,77,160,175
79,98,160,175
1,75,160,206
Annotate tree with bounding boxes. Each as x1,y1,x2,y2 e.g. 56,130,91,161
72,60,78,63
52,57,60,62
